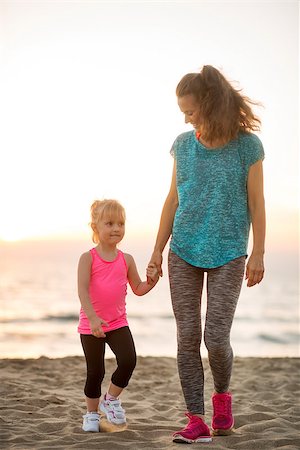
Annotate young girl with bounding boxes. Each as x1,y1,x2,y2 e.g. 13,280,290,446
148,65,266,443
78,199,159,432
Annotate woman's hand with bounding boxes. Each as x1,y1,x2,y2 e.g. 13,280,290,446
245,253,265,287
89,316,108,338
147,250,163,284
150,250,163,276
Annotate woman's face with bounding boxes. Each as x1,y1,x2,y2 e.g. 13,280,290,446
178,95,202,132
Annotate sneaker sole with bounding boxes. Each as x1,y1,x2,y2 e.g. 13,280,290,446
82,427,99,432
212,427,234,436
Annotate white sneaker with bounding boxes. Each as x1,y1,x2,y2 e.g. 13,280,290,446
82,412,100,432
100,397,126,424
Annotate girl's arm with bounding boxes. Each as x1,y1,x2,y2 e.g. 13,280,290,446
124,254,159,296
149,161,179,276
246,159,266,287
77,252,108,337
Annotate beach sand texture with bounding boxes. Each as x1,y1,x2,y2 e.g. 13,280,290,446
1,356,299,449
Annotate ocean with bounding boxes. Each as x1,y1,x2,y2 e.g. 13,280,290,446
0,239,299,359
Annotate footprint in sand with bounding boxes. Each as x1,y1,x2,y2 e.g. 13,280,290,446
99,415,128,433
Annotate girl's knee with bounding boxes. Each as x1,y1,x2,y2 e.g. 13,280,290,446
117,354,136,376
111,367,135,389
121,354,137,373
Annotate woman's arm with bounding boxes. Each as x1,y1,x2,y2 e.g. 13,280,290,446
149,161,179,276
125,254,159,296
246,159,266,287
77,252,108,337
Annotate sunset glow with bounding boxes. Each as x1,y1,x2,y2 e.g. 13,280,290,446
1,1,298,252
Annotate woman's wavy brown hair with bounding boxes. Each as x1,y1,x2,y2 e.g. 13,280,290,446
176,65,261,144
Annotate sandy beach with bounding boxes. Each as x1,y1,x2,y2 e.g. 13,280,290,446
1,356,299,449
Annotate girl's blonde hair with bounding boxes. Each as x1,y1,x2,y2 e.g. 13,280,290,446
90,199,126,244
176,65,261,144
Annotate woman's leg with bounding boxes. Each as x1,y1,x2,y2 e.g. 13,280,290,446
204,256,245,393
168,250,205,415
80,334,106,411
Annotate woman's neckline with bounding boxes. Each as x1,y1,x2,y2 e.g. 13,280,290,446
194,131,232,151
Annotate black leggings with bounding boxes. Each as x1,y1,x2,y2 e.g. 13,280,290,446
80,326,137,398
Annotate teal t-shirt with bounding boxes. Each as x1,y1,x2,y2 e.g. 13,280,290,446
170,130,265,268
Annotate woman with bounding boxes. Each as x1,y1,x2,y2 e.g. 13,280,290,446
148,65,265,444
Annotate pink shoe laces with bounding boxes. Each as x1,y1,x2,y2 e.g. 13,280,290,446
213,393,232,417
212,392,233,430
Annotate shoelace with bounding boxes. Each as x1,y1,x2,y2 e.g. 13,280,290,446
214,397,230,417
106,400,124,411
104,400,125,419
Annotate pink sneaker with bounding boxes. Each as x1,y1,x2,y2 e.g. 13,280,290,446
212,392,234,435
173,412,212,444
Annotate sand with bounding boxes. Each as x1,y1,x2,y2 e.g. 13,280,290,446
1,356,299,449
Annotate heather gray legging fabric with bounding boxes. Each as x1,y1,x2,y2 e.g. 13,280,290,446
168,249,245,415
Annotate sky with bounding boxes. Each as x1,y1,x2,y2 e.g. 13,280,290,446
0,0,298,253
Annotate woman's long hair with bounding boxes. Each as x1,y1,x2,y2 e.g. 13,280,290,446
176,65,261,144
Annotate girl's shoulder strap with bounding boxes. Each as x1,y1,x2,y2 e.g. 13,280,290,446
119,250,129,271
89,247,97,262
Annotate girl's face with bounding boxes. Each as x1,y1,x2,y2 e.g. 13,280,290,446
178,95,202,132
95,214,125,245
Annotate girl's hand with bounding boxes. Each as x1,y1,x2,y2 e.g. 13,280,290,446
90,316,108,338
245,253,265,287
146,263,159,285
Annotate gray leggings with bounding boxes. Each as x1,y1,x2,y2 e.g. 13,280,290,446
168,249,245,415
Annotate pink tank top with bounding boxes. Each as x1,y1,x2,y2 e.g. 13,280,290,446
78,248,128,334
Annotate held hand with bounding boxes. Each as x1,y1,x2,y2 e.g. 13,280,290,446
147,251,163,284
245,253,265,287
149,250,163,275
90,316,108,338
146,263,159,285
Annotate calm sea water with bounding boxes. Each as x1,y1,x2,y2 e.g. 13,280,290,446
0,239,299,359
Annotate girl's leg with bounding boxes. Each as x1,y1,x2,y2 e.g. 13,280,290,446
106,326,137,395
80,334,106,411
204,256,245,393
100,327,136,425
168,250,205,415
